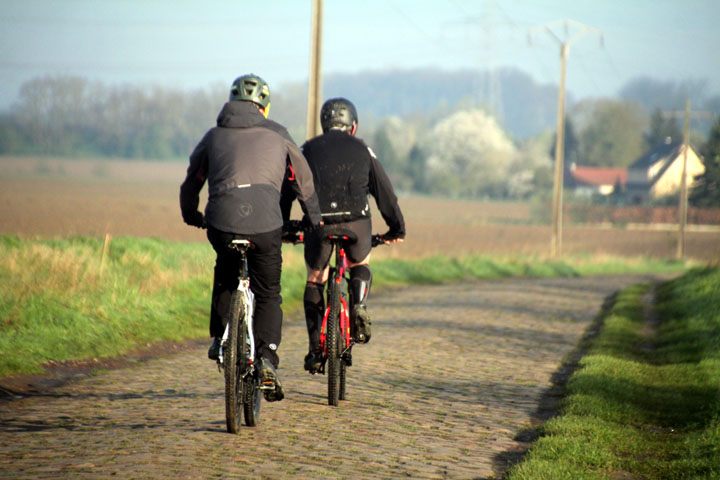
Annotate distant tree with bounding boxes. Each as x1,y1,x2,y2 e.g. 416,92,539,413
509,136,552,200
425,108,516,198
0,113,24,154
645,107,682,150
573,99,648,167
549,116,579,166
373,128,401,172
690,117,720,207
549,116,580,186
2,74,221,159
406,144,428,193
619,76,708,113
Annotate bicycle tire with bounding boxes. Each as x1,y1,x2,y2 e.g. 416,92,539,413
242,304,261,426
326,280,341,406
339,358,347,400
339,295,348,401
224,290,244,434
242,375,261,426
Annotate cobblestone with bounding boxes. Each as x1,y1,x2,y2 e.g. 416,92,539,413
0,275,660,479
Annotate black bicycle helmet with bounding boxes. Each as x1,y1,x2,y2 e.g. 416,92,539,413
230,74,271,116
320,97,358,133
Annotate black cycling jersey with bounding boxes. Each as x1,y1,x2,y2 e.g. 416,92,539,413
281,129,405,238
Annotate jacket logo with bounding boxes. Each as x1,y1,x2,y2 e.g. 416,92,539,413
238,203,253,217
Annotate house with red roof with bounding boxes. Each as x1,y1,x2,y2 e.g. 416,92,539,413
568,164,627,197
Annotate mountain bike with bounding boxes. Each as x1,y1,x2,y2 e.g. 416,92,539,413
216,239,274,433
284,222,384,406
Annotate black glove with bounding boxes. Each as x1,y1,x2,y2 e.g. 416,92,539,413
383,230,404,242
302,217,324,232
184,211,206,229
281,220,304,244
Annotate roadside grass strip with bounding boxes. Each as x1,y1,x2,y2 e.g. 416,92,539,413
0,235,686,377
506,267,720,480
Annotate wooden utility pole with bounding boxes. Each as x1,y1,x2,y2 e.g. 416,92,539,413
550,43,568,258
306,0,323,140
663,101,713,260
529,20,602,258
678,100,691,260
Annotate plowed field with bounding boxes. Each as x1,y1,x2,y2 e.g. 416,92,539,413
2,156,719,262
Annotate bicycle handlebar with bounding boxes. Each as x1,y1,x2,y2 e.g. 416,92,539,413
283,220,390,248
371,234,386,247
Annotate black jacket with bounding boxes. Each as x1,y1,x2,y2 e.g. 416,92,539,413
282,129,405,237
180,101,322,234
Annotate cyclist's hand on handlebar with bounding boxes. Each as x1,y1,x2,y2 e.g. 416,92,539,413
381,231,404,245
305,219,324,231
184,211,206,229
282,220,305,244
371,233,403,247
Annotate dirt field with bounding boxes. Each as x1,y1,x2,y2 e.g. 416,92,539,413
1,156,719,262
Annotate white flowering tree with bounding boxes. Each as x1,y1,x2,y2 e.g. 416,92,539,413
425,109,517,198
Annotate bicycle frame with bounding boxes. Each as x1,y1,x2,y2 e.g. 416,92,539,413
319,238,353,358
219,239,263,432
281,221,386,406
219,241,255,367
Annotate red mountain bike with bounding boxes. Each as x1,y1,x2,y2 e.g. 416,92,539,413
285,222,384,406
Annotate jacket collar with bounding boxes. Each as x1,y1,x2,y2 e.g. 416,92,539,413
216,101,265,128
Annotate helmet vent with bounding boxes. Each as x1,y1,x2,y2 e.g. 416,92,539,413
229,74,270,109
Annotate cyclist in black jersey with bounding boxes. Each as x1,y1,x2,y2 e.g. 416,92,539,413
281,97,405,374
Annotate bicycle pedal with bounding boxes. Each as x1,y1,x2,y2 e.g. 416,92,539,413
259,381,275,390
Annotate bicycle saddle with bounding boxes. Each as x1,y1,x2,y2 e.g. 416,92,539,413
228,239,252,251
326,228,358,242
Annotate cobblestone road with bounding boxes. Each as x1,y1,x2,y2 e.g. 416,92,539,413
0,275,660,479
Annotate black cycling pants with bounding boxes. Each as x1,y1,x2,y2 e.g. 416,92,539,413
207,227,283,368
303,218,372,270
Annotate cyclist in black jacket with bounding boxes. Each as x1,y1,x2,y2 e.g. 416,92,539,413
180,74,322,401
281,97,405,374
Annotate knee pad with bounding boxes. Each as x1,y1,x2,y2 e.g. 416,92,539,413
304,282,325,307
350,265,372,305
304,282,325,347
304,282,325,324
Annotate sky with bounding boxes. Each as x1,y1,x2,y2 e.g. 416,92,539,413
1,0,719,110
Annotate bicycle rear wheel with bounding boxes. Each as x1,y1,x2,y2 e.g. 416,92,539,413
224,291,244,433
242,375,261,426
242,304,261,427
339,296,349,401
326,281,341,406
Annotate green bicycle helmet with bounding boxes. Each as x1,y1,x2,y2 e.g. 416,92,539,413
230,74,271,117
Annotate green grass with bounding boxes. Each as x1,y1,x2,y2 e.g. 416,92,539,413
506,266,720,479
0,235,686,377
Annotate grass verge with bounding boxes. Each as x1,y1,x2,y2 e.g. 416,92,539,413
506,266,720,479
0,235,686,378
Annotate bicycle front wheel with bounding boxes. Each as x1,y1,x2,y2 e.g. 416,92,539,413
326,281,342,406
224,290,244,433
